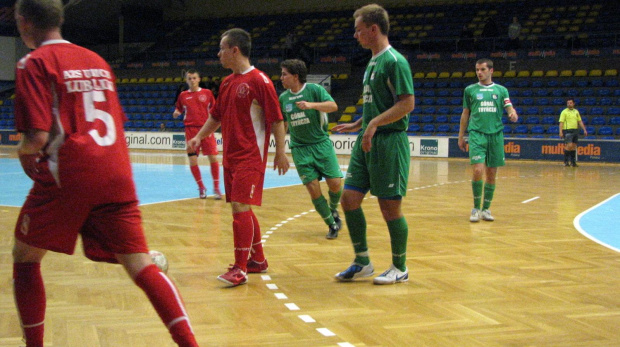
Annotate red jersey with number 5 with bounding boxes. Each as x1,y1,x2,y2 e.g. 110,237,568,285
14,40,136,202
211,66,283,170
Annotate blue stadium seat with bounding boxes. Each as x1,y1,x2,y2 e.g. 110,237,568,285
422,81,435,89
435,99,448,106
449,98,461,105
407,124,420,132
598,89,611,97
436,81,448,89
450,90,462,97
590,107,604,116
511,90,520,97
503,125,513,134
591,116,606,125
598,126,613,136
133,121,144,128
552,98,564,106
541,116,556,124
575,80,588,88
422,107,436,115
542,107,555,115
409,115,420,123
521,98,534,105
521,90,533,97
451,107,463,114
581,89,595,97
165,121,175,129
514,125,528,134
536,89,549,97
421,98,435,105
449,81,462,89
616,128,620,136
584,126,595,135
547,125,559,134
435,115,449,123
546,80,559,88
176,121,185,128
605,80,619,88
438,90,450,97
600,98,612,106
451,124,461,133
610,117,620,125
421,115,434,123
517,80,529,88
437,107,450,115
583,98,597,106
591,79,603,87
526,107,539,115
525,116,540,124
422,124,435,133
531,81,543,88
437,124,450,133
567,89,579,97
450,115,461,123
536,98,549,105
531,125,545,134
551,89,564,97
144,121,155,129
423,90,436,97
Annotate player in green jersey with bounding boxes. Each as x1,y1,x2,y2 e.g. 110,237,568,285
279,59,343,239
331,4,415,285
458,58,518,222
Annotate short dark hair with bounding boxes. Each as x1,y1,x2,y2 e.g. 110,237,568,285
222,28,252,58
476,58,494,69
280,59,307,84
185,69,200,78
16,0,64,30
567,98,575,103
353,4,390,36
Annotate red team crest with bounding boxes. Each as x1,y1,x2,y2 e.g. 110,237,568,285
236,83,250,98
199,94,208,103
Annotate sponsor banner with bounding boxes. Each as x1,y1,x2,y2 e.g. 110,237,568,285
125,131,224,151
448,138,620,162
0,130,21,145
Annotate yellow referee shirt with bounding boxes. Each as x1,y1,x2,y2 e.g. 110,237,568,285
559,108,582,130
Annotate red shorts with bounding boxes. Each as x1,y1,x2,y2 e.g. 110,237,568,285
185,126,217,156
14,181,148,263
224,167,265,206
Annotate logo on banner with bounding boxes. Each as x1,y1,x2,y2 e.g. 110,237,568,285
172,135,186,149
420,139,439,155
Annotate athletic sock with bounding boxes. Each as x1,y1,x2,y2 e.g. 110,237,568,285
569,150,577,164
328,188,342,211
564,149,570,164
210,162,220,193
134,264,198,347
387,217,408,272
190,165,204,189
13,263,45,347
232,210,254,271
311,195,335,227
344,207,369,265
249,210,265,262
482,182,496,210
472,180,483,209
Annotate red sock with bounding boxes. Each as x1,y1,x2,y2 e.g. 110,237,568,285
190,165,204,189
249,211,265,262
210,162,220,193
13,263,45,347
232,210,254,271
134,264,198,347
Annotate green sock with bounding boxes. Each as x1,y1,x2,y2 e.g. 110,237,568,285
472,180,483,209
344,207,369,265
311,195,335,227
482,183,496,210
387,217,408,272
328,188,342,211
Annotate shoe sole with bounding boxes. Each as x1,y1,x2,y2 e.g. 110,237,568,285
373,276,409,285
217,276,247,286
335,269,374,281
246,268,268,273
326,232,338,239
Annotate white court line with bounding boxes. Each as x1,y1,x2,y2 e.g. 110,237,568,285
298,315,315,323
316,328,336,336
574,193,620,253
285,303,300,311
338,343,356,347
261,275,271,281
275,293,288,299
522,196,540,203
266,283,278,290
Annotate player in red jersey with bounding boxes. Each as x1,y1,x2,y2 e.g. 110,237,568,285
188,28,289,287
11,1,199,346
174,69,222,199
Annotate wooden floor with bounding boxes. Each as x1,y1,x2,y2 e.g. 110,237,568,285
1,148,620,347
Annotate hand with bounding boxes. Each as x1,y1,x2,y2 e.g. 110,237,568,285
332,123,357,133
559,131,563,138
584,130,588,136
295,101,312,110
458,137,467,152
187,137,200,152
18,152,40,180
508,112,518,123
361,124,377,152
273,153,289,175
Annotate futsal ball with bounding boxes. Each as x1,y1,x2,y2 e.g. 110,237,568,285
149,250,169,274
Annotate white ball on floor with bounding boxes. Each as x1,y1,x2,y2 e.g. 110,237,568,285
149,250,169,274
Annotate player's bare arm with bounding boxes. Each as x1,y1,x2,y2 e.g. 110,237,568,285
332,117,363,133
506,105,518,123
362,94,414,152
17,129,49,179
172,109,182,119
458,108,471,151
579,120,588,136
296,100,338,113
272,120,290,175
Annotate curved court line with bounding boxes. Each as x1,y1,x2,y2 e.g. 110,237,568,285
574,193,620,253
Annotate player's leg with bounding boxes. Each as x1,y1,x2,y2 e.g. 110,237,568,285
325,177,343,238
204,134,222,198
468,131,487,222
570,133,579,166
117,253,198,347
480,132,504,221
13,240,47,347
373,198,409,285
186,127,205,198
306,179,339,239
563,133,572,166
246,209,268,273
335,133,374,281
316,141,344,226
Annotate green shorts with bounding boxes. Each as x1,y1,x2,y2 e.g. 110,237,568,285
344,130,410,198
468,130,505,167
291,139,343,185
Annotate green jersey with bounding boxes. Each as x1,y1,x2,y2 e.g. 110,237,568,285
361,46,414,132
279,83,334,148
463,82,512,134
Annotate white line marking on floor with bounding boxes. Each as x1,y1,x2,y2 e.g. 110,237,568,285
266,283,278,290
285,303,300,310
316,328,336,336
261,275,271,281
522,196,540,203
338,343,355,347
298,315,315,323
275,293,288,299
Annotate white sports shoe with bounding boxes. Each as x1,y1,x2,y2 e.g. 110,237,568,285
481,209,494,221
373,264,409,285
335,262,374,281
470,208,481,222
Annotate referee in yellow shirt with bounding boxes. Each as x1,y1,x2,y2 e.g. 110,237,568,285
559,98,587,167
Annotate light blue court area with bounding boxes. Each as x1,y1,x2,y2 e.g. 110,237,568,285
0,158,301,207
575,193,620,253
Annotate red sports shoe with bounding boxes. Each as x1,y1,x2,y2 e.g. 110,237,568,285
217,266,247,286
247,258,268,273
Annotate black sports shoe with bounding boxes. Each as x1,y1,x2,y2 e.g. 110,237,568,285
572,162,579,167
326,223,339,239
331,209,342,230
564,162,570,167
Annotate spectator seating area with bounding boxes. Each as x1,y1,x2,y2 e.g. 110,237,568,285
334,68,620,139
